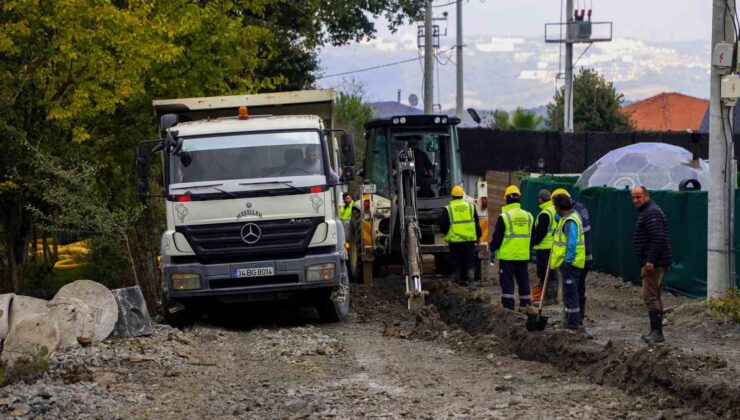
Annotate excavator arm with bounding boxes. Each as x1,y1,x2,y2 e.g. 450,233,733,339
395,147,427,311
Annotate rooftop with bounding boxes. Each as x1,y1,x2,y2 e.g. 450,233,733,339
621,92,708,132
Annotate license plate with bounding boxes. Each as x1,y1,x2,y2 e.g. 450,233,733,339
233,267,274,278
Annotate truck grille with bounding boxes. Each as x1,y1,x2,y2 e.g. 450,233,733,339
176,217,324,263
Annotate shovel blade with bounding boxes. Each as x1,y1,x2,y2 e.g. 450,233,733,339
526,314,549,331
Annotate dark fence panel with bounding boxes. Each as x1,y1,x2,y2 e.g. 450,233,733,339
458,129,737,176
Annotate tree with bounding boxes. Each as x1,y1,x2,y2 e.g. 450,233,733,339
509,108,544,130
492,110,510,130
546,68,634,132
334,81,374,196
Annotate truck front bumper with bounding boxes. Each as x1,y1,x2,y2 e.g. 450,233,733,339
163,251,341,302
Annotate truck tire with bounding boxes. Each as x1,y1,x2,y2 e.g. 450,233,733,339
434,254,453,275
162,296,194,329
317,263,351,323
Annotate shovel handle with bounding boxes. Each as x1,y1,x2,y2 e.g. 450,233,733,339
537,242,555,319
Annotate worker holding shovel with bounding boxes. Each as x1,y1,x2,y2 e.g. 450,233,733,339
549,193,586,331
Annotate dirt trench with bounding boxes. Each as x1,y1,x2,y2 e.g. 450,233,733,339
421,279,740,417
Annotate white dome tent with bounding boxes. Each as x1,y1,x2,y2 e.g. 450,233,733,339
575,143,709,191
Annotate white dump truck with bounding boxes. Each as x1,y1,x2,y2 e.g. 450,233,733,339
135,90,355,325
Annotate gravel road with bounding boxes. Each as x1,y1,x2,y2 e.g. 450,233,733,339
0,266,736,419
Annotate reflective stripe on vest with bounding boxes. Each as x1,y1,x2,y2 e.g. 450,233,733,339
532,201,557,250
549,211,586,269
497,203,533,261
444,199,477,243
340,201,354,220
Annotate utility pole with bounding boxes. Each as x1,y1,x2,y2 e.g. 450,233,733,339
708,0,736,298
564,0,574,133
455,0,464,118
424,0,434,114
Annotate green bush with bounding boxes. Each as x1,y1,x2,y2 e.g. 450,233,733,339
80,235,133,290
707,288,740,323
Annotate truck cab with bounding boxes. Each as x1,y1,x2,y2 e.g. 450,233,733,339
136,90,353,324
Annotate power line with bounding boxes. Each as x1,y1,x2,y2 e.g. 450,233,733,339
318,47,456,80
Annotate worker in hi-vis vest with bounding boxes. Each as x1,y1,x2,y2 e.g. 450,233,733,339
530,189,560,306
439,185,482,286
340,192,355,221
550,192,587,331
489,185,535,314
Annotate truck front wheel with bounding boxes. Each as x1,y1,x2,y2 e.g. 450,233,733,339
162,296,195,329
317,263,351,322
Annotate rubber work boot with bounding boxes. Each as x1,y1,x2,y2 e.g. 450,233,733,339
531,285,543,304
642,310,665,344
466,269,476,287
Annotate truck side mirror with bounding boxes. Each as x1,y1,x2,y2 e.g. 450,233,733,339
341,167,355,183
340,133,355,166
136,139,163,197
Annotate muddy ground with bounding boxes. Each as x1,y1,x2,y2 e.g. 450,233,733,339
0,265,738,419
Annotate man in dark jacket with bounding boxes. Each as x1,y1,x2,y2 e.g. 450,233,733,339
632,186,672,344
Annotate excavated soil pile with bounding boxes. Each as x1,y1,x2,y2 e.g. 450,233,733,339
421,280,740,417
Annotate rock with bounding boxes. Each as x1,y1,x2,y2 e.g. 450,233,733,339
285,399,307,413
0,293,14,339
8,295,48,333
1,314,60,367
46,297,95,348
111,287,152,338
10,403,31,416
53,280,118,342
503,374,513,380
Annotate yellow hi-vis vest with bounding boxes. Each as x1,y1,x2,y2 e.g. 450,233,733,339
549,211,586,269
532,201,556,250
497,203,533,261
340,201,354,220
444,199,477,243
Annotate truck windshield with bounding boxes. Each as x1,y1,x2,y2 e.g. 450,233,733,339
169,131,326,190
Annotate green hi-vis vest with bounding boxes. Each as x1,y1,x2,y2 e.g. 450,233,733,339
340,201,354,220
497,203,533,261
532,201,557,250
549,211,586,269
444,199,477,243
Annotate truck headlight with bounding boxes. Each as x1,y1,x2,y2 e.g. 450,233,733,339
171,273,202,290
306,263,336,282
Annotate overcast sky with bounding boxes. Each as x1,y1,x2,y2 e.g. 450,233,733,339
373,0,711,43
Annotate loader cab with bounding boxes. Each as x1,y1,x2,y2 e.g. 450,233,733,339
363,115,463,201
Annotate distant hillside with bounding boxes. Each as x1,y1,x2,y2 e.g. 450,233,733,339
318,37,708,110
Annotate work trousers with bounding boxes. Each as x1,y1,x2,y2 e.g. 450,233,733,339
499,260,531,309
535,249,560,304
561,263,582,330
450,242,476,284
577,260,593,322
641,266,666,312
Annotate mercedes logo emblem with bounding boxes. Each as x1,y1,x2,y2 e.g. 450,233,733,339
240,223,262,245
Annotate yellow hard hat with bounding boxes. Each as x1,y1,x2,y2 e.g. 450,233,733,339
504,185,521,197
552,188,571,198
451,185,465,197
